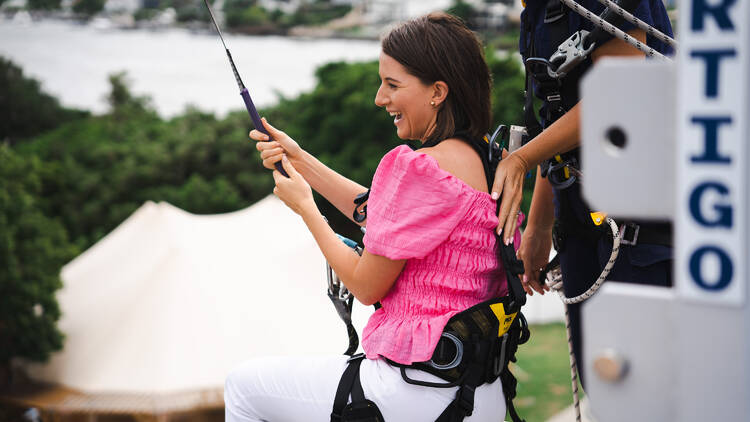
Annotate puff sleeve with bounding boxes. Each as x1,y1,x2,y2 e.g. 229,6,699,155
363,145,470,260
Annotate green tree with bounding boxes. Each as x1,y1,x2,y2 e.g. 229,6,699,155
73,0,105,16
27,0,61,10
0,57,88,145
0,146,77,371
17,76,272,250
446,0,476,27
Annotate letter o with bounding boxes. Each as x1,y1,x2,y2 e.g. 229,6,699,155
689,245,733,291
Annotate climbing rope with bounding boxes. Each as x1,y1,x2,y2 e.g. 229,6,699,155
594,0,678,49
545,217,621,421
559,0,671,60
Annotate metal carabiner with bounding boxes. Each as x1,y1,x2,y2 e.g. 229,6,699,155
548,30,596,79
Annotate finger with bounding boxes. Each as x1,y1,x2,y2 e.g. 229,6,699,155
263,157,282,170
260,147,284,160
528,276,545,295
272,169,284,184
261,117,284,139
490,167,505,202
256,140,280,151
250,129,270,142
504,199,521,245
522,275,533,296
497,188,515,237
280,154,299,178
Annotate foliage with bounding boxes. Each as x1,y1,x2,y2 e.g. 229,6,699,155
286,1,351,27
27,0,61,10
0,145,77,367
0,57,88,145
167,0,210,22
72,0,105,16
223,0,261,27
446,0,477,27
16,76,272,250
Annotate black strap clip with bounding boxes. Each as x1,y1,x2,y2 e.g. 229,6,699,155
352,190,369,223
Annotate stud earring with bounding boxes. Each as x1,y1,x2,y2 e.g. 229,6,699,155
430,101,436,106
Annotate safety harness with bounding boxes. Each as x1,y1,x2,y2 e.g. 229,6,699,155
522,1,676,419
328,131,531,422
523,0,673,249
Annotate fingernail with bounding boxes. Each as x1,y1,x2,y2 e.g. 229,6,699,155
491,192,499,200
523,274,528,283
505,237,511,245
282,154,288,161
497,228,503,236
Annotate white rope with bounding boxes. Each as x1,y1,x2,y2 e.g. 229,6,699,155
564,305,582,422
546,217,621,422
550,217,621,304
594,0,678,49
558,0,670,60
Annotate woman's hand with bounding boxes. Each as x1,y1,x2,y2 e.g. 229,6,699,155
491,152,529,244
272,155,315,217
517,227,553,295
251,117,303,170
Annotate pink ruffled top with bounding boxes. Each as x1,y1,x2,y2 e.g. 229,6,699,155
362,145,522,365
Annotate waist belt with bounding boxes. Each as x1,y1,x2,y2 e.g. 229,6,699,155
331,296,531,422
618,221,672,247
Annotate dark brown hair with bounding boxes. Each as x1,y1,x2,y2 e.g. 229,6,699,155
381,12,492,144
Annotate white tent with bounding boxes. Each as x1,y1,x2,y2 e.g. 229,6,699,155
26,196,373,395
24,195,562,400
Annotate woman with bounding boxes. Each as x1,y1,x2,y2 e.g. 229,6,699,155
225,13,520,422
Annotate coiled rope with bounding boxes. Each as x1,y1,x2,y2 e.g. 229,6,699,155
545,217,621,421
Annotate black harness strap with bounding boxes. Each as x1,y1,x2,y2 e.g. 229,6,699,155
331,354,385,422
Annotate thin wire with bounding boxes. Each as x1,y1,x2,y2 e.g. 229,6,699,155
203,0,228,50
594,0,677,49
559,0,670,60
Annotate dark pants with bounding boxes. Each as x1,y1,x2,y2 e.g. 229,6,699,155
554,183,672,386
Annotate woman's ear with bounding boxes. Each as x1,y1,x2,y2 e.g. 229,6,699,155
431,81,449,106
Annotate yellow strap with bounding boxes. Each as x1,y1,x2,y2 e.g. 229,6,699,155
554,154,571,179
490,302,518,337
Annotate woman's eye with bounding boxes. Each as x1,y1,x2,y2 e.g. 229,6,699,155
388,83,397,89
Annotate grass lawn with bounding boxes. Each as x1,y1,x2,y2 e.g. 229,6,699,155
507,322,577,422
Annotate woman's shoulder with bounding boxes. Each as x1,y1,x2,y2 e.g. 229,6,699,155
420,138,488,193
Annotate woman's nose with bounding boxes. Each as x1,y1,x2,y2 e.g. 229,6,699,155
374,85,387,107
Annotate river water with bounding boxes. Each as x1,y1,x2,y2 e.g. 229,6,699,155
0,19,381,116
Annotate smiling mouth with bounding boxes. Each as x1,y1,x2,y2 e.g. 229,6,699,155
389,111,403,124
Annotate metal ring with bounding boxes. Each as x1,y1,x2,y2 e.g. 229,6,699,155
427,332,464,371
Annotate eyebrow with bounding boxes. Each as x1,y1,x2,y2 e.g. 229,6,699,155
384,77,402,84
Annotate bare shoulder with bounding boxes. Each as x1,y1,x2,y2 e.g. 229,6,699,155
421,138,488,192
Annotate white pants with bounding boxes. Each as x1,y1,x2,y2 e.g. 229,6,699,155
224,354,506,422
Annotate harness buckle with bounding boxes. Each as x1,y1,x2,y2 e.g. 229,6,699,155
619,222,640,246
547,30,595,79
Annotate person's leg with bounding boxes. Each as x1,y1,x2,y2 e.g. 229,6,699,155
225,355,506,422
224,354,348,422
360,359,506,422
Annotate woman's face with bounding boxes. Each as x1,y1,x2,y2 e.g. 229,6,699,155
374,52,438,142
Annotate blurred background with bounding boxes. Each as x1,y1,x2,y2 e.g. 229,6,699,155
0,0,594,420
